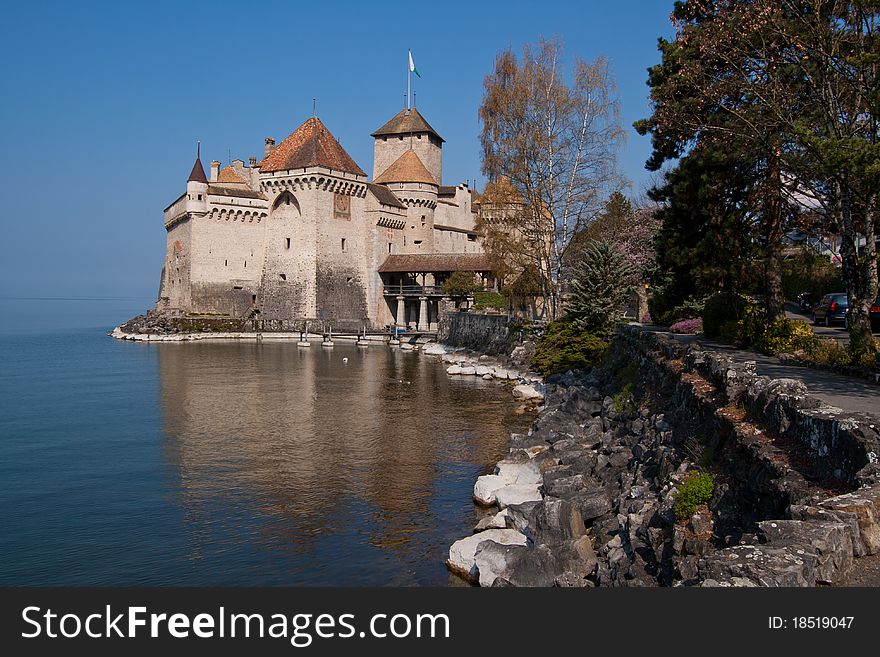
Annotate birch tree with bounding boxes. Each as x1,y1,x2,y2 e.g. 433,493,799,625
479,37,625,319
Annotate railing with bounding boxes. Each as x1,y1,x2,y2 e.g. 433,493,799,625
383,285,444,296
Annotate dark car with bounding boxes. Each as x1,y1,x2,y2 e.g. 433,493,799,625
871,296,880,332
813,293,849,327
797,292,815,312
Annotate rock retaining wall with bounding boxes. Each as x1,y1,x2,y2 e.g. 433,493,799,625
438,312,513,355
446,325,880,587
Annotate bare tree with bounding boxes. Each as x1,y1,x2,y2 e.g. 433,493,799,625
479,37,625,318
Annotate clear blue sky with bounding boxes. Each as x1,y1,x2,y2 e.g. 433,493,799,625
0,0,673,299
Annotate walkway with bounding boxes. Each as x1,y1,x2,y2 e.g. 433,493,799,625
641,327,879,417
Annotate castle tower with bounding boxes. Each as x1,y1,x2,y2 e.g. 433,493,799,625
371,107,443,185
374,149,438,253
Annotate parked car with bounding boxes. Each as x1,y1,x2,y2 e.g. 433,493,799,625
871,296,880,332
797,292,815,312
812,293,849,327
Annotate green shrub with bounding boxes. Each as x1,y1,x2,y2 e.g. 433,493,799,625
442,271,481,297
656,295,706,326
531,319,609,375
612,382,634,414
473,291,508,311
805,339,853,367
734,305,819,355
673,471,715,520
702,291,749,338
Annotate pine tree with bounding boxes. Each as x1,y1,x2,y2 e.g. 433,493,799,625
568,240,638,333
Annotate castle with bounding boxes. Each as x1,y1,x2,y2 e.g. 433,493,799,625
158,104,491,332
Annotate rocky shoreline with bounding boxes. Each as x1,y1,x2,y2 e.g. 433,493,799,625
441,326,880,587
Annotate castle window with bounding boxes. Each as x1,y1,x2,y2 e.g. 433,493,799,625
244,261,247,268
414,240,422,249
197,194,202,200
341,238,346,251
285,238,291,249
388,243,393,253
398,136,403,141
225,259,228,266
346,277,353,284
279,273,287,281
233,286,243,290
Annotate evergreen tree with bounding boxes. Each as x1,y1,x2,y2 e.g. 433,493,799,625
568,240,638,333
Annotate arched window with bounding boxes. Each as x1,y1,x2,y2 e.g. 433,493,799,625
272,191,301,214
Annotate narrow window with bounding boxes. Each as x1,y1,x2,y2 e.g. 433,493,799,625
341,238,346,251
225,259,228,266
197,194,202,200
404,236,407,246
388,243,392,253
279,273,287,281
244,260,247,268
285,238,291,249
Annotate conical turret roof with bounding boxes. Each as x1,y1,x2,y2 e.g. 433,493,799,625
188,155,208,183
373,149,437,185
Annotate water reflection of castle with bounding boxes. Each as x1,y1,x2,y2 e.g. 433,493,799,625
155,342,526,578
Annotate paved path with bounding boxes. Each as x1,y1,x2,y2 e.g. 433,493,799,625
643,328,879,417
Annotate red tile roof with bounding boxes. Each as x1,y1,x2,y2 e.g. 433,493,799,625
366,182,406,209
217,166,245,183
258,117,366,176
374,150,437,185
378,253,491,273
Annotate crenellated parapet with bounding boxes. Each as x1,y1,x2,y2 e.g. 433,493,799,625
260,173,368,199
210,207,269,223
397,196,437,209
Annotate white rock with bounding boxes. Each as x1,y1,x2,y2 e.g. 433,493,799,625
482,373,494,380
474,509,509,532
447,529,528,582
494,484,543,509
475,365,492,376
495,460,542,486
459,366,477,376
447,365,462,375
512,383,546,401
473,474,508,505
422,343,447,355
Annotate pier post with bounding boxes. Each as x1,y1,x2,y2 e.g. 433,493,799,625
395,296,406,327
417,296,428,332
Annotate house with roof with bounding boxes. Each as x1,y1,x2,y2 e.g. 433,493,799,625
157,105,491,332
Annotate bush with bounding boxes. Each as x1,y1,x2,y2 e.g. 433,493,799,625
442,271,480,297
805,339,853,367
702,291,749,338
670,318,703,334
473,291,508,311
531,319,609,376
673,471,715,520
656,295,705,326
733,306,818,355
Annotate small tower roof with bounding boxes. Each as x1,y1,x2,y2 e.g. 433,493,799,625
371,108,444,143
188,147,208,183
374,149,437,185
217,165,246,184
258,117,366,176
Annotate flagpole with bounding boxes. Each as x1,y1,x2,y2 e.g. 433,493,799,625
406,50,411,111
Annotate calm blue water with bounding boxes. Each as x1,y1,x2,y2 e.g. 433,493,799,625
0,299,530,585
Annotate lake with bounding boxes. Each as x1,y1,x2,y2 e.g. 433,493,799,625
0,299,531,585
